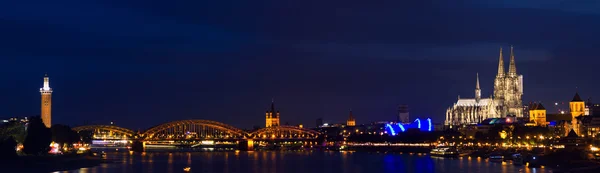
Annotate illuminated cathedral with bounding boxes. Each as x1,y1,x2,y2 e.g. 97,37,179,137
265,99,280,128
445,47,524,126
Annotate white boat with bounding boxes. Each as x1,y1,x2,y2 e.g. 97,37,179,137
430,147,459,157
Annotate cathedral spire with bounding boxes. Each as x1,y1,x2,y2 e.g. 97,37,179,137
270,98,275,113
475,73,481,101
508,45,517,77
497,47,505,77
476,73,480,90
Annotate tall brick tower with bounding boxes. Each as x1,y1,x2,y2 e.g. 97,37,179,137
40,73,53,128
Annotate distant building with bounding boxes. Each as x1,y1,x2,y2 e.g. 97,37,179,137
593,104,600,116
1,117,28,124
546,113,571,137
570,93,585,135
578,116,600,138
523,104,530,120
265,99,280,128
558,129,584,148
528,103,547,126
445,73,502,125
433,123,444,131
40,73,52,128
446,47,524,125
585,98,600,116
397,105,409,123
316,118,323,128
585,98,592,116
346,110,356,127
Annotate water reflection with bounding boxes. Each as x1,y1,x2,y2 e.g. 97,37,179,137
62,151,550,173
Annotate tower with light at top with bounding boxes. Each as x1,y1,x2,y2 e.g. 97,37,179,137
40,73,53,128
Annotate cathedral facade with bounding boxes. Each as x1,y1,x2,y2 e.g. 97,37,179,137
445,47,524,126
265,100,280,128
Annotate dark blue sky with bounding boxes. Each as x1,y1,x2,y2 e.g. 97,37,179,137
1,0,600,130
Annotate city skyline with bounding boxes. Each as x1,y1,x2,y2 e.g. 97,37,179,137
1,1,600,129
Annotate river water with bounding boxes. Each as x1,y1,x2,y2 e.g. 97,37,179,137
59,151,550,173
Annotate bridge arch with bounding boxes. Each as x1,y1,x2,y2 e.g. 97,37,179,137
249,126,320,139
142,120,247,140
72,125,136,136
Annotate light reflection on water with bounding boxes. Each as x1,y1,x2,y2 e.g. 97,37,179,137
60,151,550,173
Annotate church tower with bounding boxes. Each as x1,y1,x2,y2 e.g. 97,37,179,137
398,105,409,123
570,92,585,135
346,110,355,126
503,46,524,117
528,103,547,126
40,73,53,128
493,47,505,101
492,46,524,117
265,99,280,128
475,73,481,102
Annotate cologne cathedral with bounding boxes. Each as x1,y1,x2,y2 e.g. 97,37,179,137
445,46,524,126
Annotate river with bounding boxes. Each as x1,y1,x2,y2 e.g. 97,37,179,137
57,151,550,173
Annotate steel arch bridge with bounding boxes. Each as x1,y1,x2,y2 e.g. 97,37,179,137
72,125,136,136
142,119,248,140
72,120,322,142
248,126,320,140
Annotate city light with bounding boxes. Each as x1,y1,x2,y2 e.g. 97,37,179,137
415,118,421,129
385,124,396,136
384,118,434,135
397,123,406,132
427,118,432,132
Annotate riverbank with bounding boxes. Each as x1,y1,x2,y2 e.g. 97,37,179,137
0,154,106,173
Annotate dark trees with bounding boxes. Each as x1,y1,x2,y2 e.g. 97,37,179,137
22,116,52,155
51,124,80,144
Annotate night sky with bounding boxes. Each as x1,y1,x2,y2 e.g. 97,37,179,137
1,1,600,130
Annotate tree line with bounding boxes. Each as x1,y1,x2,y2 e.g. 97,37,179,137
0,116,81,159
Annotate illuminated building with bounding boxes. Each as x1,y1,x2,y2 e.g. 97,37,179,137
583,116,600,138
558,129,584,148
589,103,600,116
585,98,592,116
523,105,530,120
40,73,53,128
528,103,547,126
0,117,28,124
445,47,524,125
570,93,585,135
384,118,433,135
445,73,501,125
265,99,280,127
397,105,409,123
346,110,355,127
494,46,524,118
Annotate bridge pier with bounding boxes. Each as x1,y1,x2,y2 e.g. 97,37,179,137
131,140,145,152
238,139,254,151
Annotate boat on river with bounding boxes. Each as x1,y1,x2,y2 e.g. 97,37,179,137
488,153,504,163
430,147,459,157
